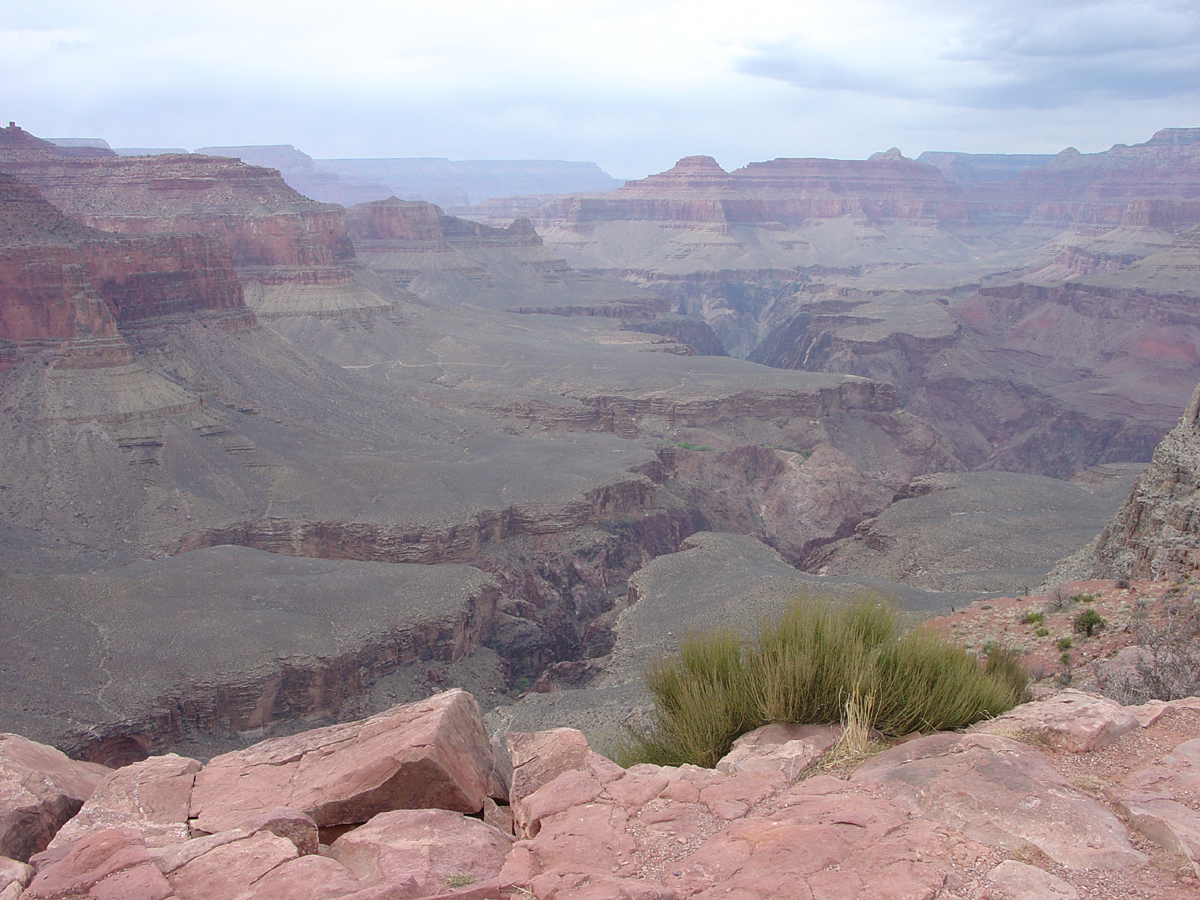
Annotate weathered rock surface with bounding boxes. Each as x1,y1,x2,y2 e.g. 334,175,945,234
1055,379,1200,581
188,690,497,833
0,736,108,863
47,756,200,851
328,808,511,894
5,688,1200,899
974,689,1139,752
23,827,175,900
852,732,1146,870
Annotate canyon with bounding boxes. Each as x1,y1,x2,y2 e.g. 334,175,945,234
3,119,1200,771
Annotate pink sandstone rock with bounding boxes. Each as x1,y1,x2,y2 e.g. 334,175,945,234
0,858,32,898
237,854,361,900
328,808,511,895
715,722,840,778
48,755,200,852
22,827,175,900
189,690,495,834
164,830,296,900
236,807,319,857
1116,798,1200,876
1122,738,1200,800
986,859,1080,900
974,689,1138,751
506,729,592,806
0,734,109,863
852,732,1146,870
502,761,954,900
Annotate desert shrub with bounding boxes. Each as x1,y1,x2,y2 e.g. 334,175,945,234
1035,627,1049,637
1056,637,1073,650
1099,602,1200,704
1071,593,1095,604
619,590,1025,767
1073,608,1105,637
984,645,1030,702
1022,611,1044,625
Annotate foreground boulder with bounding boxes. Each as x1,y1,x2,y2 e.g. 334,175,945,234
0,736,108,863
189,690,497,834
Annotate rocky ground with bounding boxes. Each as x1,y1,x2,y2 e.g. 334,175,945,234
3,683,1200,900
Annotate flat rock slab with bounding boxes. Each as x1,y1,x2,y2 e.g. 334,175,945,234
986,859,1080,900
716,723,840,778
49,755,200,852
852,732,1146,871
0,734,108,863
506,729,593,807
189,690,495,834
976,689,1139,752
23,827,176,900
502,757,955,900
329,808,512,895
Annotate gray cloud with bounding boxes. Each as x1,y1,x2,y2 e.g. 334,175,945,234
736,0,1200,109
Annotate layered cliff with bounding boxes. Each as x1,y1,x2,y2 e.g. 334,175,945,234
346,197,665,317
0,124,389,319
0,173,246,372
968,128,1200,230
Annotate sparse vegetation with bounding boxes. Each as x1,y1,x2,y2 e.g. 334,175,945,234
1099,601,1200,703
1034,627,1049,637
1056,637,1073,651
1073,608,1105,637
444,874,476,888
1022,611,1044,625
674,441,712,451
617,590,1025,768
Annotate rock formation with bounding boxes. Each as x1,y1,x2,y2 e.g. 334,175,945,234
0,172,246,373
2,687,1199,899
0,123,386,320
1054,378,1200,581
345,197,664,318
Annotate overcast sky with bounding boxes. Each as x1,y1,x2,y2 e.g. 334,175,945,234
4,0,1199,179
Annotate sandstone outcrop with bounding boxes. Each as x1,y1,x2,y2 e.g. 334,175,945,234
0,737,108,863
0,173,246,373
4,688,1200,899
0,124,389,320
188,690,499,833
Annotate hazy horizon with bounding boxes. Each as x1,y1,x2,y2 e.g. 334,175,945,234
5,0,1200,181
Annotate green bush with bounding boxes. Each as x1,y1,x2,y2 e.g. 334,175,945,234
1035,627,1049,637
1022,611,1044,625
1073,608,1105,638
618,591,1025,768
1056,636,1073,651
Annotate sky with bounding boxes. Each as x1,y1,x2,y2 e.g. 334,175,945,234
3,0,1200,179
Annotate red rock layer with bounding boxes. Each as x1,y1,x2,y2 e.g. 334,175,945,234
345,197,541,249
0,125,357,290
0,173,248,371
523,152,969,229
968,128,1200,229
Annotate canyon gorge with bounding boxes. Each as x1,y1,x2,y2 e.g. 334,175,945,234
3,119,1200,770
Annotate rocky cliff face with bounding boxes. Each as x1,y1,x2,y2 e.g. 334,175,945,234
347,197,665,317
0,173,246,372
1056,379,1200,581
968,128,1200,230
0,124,386,320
